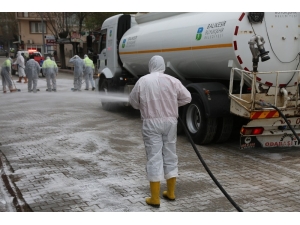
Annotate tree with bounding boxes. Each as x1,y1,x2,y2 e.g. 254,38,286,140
84,12,136,31
41,12,137,69
42,12,71,69
43,12,89,66
71,12,89,55
74,12,88,35
0,12,19,51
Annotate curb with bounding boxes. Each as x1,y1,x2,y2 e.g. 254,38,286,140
58,69,73,74
58,69,99,79
0,150,33,212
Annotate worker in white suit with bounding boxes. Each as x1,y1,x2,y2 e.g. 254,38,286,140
69,55,85,92
24,54,40,93
1,55,17,93
83,54,95,91
13,51,27,83
129,55,191,208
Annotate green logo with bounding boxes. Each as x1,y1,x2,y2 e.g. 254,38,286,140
196,27,204,41
122,39,126,48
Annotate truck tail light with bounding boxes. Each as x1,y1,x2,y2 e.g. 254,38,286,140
241,127,264,135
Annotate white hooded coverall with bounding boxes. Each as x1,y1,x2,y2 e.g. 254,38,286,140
13,51,26,77
83,55,95,90
24,59,40,92
129,55,191,181
1,58,14,92
42,56,58,91
69,55,85,91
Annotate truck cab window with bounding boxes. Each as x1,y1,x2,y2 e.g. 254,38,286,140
99,30,107,53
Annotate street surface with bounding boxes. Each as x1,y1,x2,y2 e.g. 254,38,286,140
1,56,300,213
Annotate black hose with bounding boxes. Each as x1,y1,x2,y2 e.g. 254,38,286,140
266,103,300,143
178,116,243,212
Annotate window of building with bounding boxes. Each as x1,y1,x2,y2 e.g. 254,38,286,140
30,21,46,33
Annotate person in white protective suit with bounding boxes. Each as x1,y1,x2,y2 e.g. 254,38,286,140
83,54,95,91
13,51,27,83
24,54,40,93
1,56,17,93
42,56,58,92
69,55,85,92
129,55,191,208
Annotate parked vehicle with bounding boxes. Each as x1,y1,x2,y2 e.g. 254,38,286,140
11,50,44,75
0,50,8,56
95,12,300,149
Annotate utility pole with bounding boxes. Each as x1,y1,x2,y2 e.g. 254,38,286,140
5,13,10,52
39,12,46,55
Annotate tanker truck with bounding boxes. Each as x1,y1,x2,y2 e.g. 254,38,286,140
95,12,300,149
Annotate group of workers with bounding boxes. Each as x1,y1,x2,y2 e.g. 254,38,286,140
2,52,192,209
1,52,96,93
69,54,95,92
0,51,58,93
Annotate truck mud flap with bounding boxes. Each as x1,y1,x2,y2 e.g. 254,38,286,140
240,136,262,149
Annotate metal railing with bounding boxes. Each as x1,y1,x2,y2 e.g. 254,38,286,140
229,68,300,111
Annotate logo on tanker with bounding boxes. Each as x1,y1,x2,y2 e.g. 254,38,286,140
109,30,112,37
196,27,204,41
122,39,126,48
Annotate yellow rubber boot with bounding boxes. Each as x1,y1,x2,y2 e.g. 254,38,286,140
163,177,176,201
145,182,160,208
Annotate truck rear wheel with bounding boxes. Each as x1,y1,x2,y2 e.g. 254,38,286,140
183,93,217,145
213,116,233,143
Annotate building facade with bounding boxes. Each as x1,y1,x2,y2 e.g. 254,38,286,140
15,12,100,69
16,12,56,56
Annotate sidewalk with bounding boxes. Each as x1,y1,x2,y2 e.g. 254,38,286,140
58,68,74,75
58,68,99,79
12,66,98,79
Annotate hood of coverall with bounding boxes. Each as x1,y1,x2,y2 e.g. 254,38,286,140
46,56,50,60
84,54,88,58
148,55,165,73
17,51,21,57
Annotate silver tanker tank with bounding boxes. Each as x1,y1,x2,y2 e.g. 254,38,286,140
119,12,300,87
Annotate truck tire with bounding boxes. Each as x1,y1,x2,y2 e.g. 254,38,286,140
177,107,184,135
183,93,217,145
99,79,117,111
213,116,233,143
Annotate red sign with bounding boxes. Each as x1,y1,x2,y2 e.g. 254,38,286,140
46,39,56,45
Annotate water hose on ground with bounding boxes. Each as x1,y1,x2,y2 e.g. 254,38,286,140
178,116,243,212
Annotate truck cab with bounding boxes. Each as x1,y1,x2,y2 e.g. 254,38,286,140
96,14,137,88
